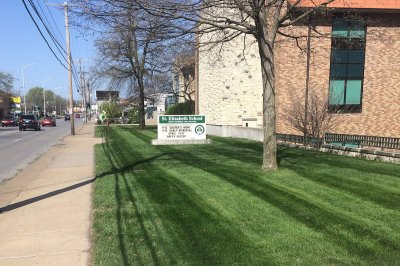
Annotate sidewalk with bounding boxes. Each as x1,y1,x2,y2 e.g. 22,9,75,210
0,122,101,265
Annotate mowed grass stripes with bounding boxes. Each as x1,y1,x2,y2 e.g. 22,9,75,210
93,125,400,266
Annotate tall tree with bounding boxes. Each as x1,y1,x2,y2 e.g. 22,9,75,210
71,0,177,129
25,87,44,112
25,87,67,114
173,49,195,103
0,72,15,96
131,0,334,170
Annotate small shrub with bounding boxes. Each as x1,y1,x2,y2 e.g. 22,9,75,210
127,108,140,123
166,101,195,115
99,102,122,118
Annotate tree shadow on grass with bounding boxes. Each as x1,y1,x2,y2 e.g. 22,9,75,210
204,145,400,210
102,127,400,264
159,147,400,265
96,128,268,265
279,146,400,177
286,165,400,210
125,128,400,212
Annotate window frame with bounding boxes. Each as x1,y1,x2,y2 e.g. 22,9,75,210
328,15,367,113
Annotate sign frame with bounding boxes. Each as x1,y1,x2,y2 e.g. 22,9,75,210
157,115,207,141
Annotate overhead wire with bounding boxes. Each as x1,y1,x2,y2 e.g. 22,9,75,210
37,0,83,92
40,0,65,44
27,0,69,62
20,0,69,70
20,0,84,93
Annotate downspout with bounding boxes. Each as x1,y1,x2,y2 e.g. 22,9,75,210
304,17,312,145
195,24,200,115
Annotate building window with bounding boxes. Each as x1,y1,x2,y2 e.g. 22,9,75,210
174,75,180,94
329,16,366,113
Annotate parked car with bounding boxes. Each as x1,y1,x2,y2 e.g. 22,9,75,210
18,114,41,131
75,113,80,118
64,114,71,121
1,115,17,127
42,115,56,127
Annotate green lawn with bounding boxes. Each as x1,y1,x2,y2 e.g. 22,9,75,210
93,125,400,266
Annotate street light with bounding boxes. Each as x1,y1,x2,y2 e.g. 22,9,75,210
21,63,34,114
42,77,52,115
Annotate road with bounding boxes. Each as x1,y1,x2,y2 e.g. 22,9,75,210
0,118,83,183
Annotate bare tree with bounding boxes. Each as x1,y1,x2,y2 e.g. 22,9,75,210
71,0,176,129
173,49,195,103
129,0,334,170
283,88,344,148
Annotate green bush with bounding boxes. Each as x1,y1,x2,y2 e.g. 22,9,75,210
165,101,195,115
99,101,121,118
127,108,140,123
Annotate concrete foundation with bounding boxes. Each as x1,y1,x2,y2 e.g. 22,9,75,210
207,124,400,164
207,124,263,141
151,139,212,145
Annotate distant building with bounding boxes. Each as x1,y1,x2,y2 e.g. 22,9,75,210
96,90,119,103
0,93,20,119
165,94,178,111
145,93,174,114
172,54,196,103
0,96,11,120
95,90,120,116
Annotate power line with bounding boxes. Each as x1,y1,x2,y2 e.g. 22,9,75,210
21,0,84,93
20,0,69,70
27,0,70,64
40,0,65,44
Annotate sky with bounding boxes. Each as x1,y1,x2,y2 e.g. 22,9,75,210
0,0,96,100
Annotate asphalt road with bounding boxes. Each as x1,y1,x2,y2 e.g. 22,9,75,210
0,118,83,183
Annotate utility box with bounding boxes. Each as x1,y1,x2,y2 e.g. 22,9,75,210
242,118,258,128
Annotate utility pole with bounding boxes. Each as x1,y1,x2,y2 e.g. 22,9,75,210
78,58,86,122
42,77,52,115
47,1,75,135
87,81,91,121
65,2,75,135
82,71,89,123
82,71,88,123
21,63,34,114
76,57,89,123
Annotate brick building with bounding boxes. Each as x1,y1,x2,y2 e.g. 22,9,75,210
172,54,196,104
0,94,12,120
197,0,400,138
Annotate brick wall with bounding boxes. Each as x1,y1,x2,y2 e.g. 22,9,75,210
198,13,400,137
276,14,400,138
0,97,11,119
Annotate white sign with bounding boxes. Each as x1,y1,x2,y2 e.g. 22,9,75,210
157,115,206,140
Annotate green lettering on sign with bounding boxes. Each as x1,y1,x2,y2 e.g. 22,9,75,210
159,115,205,124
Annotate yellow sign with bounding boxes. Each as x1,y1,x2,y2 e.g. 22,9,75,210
11,96,21,104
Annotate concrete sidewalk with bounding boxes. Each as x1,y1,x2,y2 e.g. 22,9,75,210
0,122,101,265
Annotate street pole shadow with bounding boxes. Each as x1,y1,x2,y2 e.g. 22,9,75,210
0,153,170,214
0,178,95,213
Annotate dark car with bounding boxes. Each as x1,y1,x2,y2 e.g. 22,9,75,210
64,114,71,121
18,114,41,131
42,115,56,127
75,113,80,118
1,115,17,127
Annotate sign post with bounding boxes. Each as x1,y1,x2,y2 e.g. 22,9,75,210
152,115,211,145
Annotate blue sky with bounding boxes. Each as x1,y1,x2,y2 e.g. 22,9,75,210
0,0,95,99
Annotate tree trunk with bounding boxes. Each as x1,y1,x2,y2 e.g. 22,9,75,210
255,8,279,171
138,76,146,130
258,39,278,171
